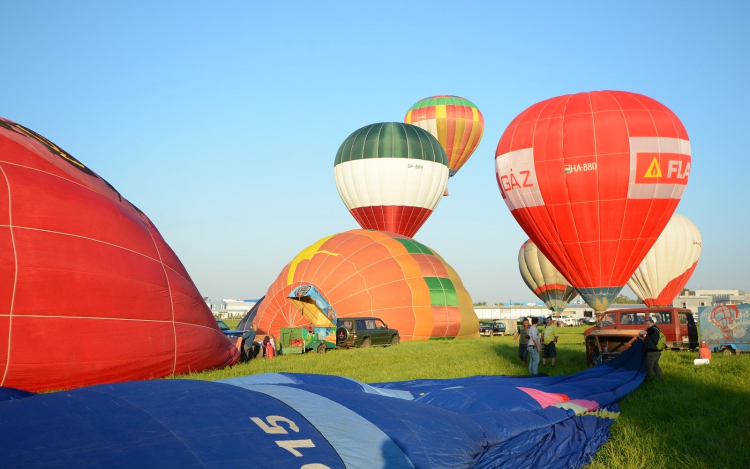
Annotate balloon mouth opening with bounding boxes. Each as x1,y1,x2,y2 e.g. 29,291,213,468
576,287,625,312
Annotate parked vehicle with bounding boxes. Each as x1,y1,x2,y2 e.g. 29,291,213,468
698,305,750,355
278,285,338,355
583,307,698,366
479,322,507,337
579,317,597,326
279,326,331,354
336,317,400,348
552,314,579,327
216,320,245,338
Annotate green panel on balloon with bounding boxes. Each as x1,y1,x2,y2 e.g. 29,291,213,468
424,277,458,307
334,123,446,165
395,238,433,255
363,123,383,158
409,95,477,110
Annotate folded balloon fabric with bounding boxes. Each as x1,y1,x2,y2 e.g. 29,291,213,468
0,344,644,469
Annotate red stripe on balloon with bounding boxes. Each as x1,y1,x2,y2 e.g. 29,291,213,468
349,206,433,238
535,284,571,295
643,260,699,307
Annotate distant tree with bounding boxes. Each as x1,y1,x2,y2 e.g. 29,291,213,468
473,301,487,306
496,302,505,306
612,294,640,304
514,302,523,306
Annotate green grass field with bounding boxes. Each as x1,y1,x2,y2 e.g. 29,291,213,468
180,324,750,468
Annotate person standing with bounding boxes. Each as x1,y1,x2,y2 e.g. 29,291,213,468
639,318,664,381
541,316,559,368
527,318,542,375
513,318,531,366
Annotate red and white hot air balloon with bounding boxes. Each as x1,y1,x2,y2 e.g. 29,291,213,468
495,91,691,311
334,122,449,238
519,240,577,313
627,214,702,306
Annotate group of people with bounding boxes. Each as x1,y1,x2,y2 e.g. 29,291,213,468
241,327,276,361
512,315,665,380
513,316,559,375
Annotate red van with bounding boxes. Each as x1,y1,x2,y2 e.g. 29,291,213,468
583,307,698,366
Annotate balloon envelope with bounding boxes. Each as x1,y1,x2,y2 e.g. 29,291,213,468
405,95,484,177
628,214,702,306
519,240,577,313
254,229,479,340
0,344,647,469
495,91,691,311
334,122,448,238
0,118,239,391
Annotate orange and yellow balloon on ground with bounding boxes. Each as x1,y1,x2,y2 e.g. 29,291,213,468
405,95,484,177
254,229,479,340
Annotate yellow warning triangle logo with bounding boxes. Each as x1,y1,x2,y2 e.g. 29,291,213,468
644,157,663,178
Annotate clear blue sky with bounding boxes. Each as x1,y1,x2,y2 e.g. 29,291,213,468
2,1,748,303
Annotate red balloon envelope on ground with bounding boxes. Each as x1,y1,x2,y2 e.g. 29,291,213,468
495,91,691,311
0,118,239,391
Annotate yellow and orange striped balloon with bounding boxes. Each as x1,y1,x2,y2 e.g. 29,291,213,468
405,95,484,177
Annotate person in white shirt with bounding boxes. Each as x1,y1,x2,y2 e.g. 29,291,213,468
527,317,542,375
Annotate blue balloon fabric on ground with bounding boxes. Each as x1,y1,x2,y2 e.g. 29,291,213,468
0,343,645,468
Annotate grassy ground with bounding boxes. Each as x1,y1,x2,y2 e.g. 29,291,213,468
181,323,750,468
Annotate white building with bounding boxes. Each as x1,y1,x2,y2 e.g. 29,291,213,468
205,298,258,319
674,289,749,313
476,289,750,320
474,304,648,322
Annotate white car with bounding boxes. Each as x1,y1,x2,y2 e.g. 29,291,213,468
552,315,579,327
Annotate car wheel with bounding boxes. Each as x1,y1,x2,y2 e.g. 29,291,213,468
361,337,372,348
390,335,400,346
723,347,735,356
317,343,326,354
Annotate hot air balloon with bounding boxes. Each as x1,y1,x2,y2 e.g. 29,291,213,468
405,95,484,177
627,214,702,306
334,123,449,238
519,240,578,313
0,345,647,469
254,229,479,340
495,91,691,311
0,118,239,392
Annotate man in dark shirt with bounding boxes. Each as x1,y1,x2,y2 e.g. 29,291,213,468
639,318,663,381
513,318,530,366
